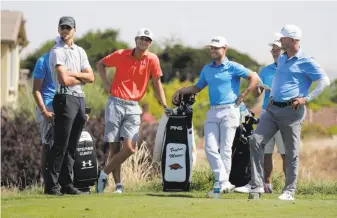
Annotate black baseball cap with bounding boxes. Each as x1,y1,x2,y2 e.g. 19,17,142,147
58,16,76,28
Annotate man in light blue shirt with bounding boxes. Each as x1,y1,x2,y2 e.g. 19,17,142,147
235,40,285,194
172,36,259,195
247,24,330,201
32,45,57,182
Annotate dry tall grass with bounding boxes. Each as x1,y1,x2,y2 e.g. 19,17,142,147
273,137,337,181
2,137,336,195
196,137,337,182
105,141,159,192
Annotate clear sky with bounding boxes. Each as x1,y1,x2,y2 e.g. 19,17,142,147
2,0,337,78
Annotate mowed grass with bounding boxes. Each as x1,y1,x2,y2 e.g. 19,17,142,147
2,192,337,218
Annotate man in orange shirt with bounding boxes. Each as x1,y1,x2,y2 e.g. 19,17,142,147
96,28,168,193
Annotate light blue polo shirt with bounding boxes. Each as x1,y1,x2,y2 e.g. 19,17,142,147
271,50,325,102
195,58,250,106
259,63,277,109
33,52,56,106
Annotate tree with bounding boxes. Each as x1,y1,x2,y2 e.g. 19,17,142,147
21,29,128,77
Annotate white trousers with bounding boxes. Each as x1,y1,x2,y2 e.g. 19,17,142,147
204,105,240,184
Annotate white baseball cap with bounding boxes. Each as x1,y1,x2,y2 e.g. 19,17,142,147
268,40,281,48
136,28,153,41
275,24,302,40
207,36,229,48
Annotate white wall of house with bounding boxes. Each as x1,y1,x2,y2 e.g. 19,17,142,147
1,42,20,107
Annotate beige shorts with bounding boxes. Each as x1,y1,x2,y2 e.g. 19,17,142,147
104,96,142,142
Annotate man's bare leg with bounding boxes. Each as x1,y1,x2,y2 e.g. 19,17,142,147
108,142,121,185
264,154,273,184
104,139,135,174
264,154,273,193
96,138,136,193
281,154,286,176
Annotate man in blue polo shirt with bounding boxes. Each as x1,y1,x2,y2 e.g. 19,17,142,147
235,40,285,194
172,36,260,194
248,24,330,200
32,37,59,181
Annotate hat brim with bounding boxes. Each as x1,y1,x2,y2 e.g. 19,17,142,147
59,22,75,28
207,43,227,48
136,35,153,41
275,32,284,39
268,42,281,47
275,32,301,40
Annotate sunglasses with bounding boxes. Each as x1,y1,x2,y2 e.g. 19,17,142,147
60,25,72,30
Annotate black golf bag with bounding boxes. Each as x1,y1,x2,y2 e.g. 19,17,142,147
161,94,196,192
73,108,98,193
229,112,259,187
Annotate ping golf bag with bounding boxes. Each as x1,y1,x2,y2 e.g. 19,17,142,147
160,94,196,192
229,112,259,187
73,108,98,193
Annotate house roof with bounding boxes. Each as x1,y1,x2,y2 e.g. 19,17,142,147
1,10,28,46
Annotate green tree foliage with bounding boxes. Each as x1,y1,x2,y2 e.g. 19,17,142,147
307,78,337,111
19,28,337,136
21,29,128,77
21,29,261,83
158,44,261,83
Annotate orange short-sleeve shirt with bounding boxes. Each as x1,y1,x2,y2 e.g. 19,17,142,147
103,49,162,101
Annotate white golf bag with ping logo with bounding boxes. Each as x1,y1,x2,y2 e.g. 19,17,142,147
154,94,197,192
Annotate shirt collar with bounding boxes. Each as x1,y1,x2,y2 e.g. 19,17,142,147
210,57,229,67
266,63,277,71
129,49,149,58
294,49,304,58
282,49,304,60
58,38,75,49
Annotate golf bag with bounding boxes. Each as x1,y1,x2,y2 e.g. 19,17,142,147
229,112,259,187
73,108,98,193
160,94,196,192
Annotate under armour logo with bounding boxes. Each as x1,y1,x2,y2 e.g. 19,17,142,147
82,160,92,167
212,39,220,43
144,30,150,35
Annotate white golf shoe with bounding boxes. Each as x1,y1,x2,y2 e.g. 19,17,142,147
234,184,251,193
235,184,264,193
207,182,235,196
278,191,295,200
221,182,235,193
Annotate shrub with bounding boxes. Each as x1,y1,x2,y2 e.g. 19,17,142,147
1,107,41,188
301,123,329,138
327,125,337,136
0,107,162,189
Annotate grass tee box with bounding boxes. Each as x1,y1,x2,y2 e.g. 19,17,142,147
2,193,337,218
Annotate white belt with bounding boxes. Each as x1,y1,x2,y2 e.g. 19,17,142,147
210,104,237,109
